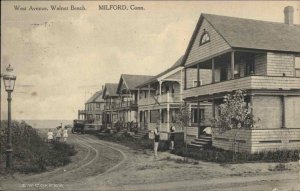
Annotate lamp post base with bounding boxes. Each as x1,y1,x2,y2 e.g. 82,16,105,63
6,148,13,169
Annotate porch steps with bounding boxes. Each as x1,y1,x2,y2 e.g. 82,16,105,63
188,135,212,150
132,129,149,139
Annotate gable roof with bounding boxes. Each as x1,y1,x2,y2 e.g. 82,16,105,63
182,13,300,66
117,74,154,93
103,83,118,98
203,13,300,53
85,90,104,104
136,56,184,88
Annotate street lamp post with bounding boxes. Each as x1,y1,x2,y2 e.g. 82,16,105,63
2,64,16,169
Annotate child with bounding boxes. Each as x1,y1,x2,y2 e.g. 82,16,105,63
47,129,53,143
56,127,62,142
62,127,68,142
170,126,175,150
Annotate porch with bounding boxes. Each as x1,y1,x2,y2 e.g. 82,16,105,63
184,75,300,99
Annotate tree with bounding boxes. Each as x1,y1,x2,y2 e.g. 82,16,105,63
211,90,259,160
175,103,191,152
175,103,191,131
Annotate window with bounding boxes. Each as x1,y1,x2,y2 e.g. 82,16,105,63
245,57,255,76
191,108,205,123
193,80,203,87
95,114,101,120
295,57,300,77
171,109,177,123
96,103,100,108
200,29,210,45
150,110,160,123
234,63,240,78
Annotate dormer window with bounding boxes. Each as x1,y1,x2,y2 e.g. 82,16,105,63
200,29,210,45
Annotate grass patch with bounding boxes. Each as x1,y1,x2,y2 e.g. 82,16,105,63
94,131,170,151
172,145,299,164
0,121,76,174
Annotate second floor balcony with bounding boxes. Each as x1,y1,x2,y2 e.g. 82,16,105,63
139,92,182,106
115,100,138,109
183,75,300,99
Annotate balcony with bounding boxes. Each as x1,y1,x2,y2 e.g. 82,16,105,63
78,110,86,115
104,103,117,110
116,100,138,109
183,75,300,99
139,92,182,106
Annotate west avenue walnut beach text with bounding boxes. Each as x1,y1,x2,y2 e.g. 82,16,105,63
13,4,145,11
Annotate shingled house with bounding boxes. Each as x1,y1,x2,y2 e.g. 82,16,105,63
137,56,212,140
77,90,105,131
102,83,119,129
182,6,300,153
115,74,153,128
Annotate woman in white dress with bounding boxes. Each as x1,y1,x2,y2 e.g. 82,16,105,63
63,127,68,142
56,128,62,142
47,129,53,143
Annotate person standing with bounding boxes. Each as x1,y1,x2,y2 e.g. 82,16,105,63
55,127,62,142
63,127,68,142
47,129,53,144
170,126,176,150
154,126,160,159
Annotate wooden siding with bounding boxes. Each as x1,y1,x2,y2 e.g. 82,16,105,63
285,96,300,128
184,76,300,99
185,19,231,66
213,128,300,153
253,96,282,129
255,53,267,75
185,68,212,89
267,52,295,77
164,70,182,81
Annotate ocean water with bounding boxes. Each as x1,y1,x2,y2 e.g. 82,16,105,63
20,120,73,129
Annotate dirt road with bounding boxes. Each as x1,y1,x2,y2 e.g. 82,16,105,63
1,134,299,191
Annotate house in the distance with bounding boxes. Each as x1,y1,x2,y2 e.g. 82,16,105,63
102,83,119,129
182,6,300,153
115,74,153,128
77,90,105,131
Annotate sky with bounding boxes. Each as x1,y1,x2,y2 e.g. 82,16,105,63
1,1,300,120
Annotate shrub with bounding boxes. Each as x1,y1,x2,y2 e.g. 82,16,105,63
0,121,76,174
172,146,299,164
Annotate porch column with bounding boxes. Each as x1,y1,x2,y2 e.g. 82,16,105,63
110,111,113,129
148,84,151,105
167,104,170,130
159,108,162,130
212,99,216,118
231,51,235,80
184,68,187,89
281,95,286,128
249,95,254,115
212,58,215,83
188,103,192,126
197,64,200,87
197,100,200,136
147,84,151,128
137,89,140,127
159,81,162,95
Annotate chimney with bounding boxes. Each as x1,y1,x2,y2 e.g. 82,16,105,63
284,6,294,25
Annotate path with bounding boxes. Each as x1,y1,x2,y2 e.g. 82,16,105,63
1,134,299,191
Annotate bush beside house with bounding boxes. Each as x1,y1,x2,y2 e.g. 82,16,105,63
0,121,76,174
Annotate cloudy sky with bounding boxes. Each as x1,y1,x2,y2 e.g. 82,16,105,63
1,1,299,120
